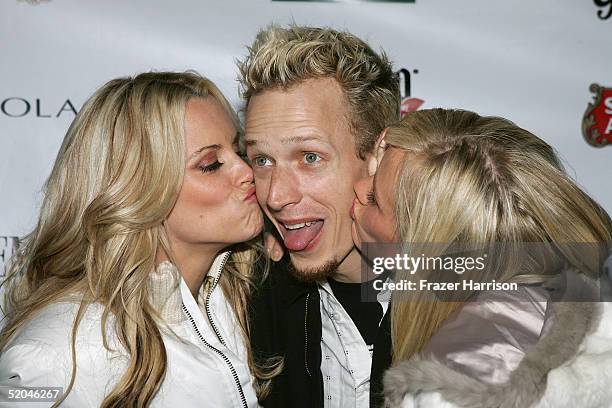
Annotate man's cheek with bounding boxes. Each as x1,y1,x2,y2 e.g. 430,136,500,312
254,179,269,206
255,190,267,206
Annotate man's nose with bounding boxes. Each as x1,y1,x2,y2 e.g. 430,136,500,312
266,166,302,211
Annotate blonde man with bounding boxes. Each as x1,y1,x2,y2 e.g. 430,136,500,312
239,25,400,408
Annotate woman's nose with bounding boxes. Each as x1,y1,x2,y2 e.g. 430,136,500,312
234,153,255,186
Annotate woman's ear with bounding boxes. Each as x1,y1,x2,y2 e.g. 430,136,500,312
367,128,389,176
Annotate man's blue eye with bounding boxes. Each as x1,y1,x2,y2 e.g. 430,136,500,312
254,156,269,167
304,153,320,164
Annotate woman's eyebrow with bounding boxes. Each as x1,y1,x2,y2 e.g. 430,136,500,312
190,144,221,159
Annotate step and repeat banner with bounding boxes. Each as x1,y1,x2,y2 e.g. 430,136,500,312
1,0,611,275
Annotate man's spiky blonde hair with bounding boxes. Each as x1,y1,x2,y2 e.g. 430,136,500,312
238,24,400,158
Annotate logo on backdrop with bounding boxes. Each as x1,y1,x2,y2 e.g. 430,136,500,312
17,0,51,4
582,84,612,148
0,236,19,277
594,0,612,20
272,0,414,2
0,98,77,118
397,68,424,117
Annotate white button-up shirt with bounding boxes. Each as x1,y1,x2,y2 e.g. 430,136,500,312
318,281,389,408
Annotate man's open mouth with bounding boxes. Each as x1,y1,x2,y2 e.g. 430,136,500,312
278,219,324,251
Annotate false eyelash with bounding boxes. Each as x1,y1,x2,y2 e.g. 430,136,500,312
199,161,223,173
367,191,377,205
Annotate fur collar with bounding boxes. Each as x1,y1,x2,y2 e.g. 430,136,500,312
383,301,602,408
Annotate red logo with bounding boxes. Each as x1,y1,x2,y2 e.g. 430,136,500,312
397,68,424,117
400,97,425,117
582,84,612,147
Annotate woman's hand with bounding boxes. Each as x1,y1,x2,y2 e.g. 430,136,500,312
265,232,284,262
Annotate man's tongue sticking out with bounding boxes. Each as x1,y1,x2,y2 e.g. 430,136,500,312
283,221,323,251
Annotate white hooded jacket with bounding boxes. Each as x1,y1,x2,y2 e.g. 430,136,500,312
0,251,259,407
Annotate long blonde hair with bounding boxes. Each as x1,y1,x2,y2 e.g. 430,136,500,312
386,108,612,363
0,71,277,406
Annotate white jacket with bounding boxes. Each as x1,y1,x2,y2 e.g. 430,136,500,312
0,251,260,407
384,293,612,408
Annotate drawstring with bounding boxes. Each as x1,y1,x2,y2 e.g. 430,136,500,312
304,292,311,377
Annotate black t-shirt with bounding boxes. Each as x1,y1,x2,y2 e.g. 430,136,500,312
327,277,383,348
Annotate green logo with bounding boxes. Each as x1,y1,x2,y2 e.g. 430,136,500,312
272,0,414,3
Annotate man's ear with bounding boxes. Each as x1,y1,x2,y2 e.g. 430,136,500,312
367,128,388,176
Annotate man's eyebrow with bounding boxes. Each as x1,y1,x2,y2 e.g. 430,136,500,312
244,135,325,147
280,135,323,144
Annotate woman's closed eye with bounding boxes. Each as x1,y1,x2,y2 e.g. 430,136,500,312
367,191,377,205
199,161,223,173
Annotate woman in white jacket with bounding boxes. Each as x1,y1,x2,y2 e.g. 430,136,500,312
351,108,612,407
0,72,278,407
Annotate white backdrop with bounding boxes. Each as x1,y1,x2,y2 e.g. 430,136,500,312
1,0,611,274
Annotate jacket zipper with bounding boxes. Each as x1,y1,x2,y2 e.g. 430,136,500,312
182,252,248,408
304,292,311,377
204,251,231,347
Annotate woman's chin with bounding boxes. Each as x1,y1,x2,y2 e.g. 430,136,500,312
218,213,264,247
243,213,265,242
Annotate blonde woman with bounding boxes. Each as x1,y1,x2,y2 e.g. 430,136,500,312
351,108,612,407
0,72,277,407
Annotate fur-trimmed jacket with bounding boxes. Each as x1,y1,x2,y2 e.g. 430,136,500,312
383,285,612,408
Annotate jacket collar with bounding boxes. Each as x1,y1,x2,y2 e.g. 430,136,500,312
207,250,232,283
149,251,231,323
282,271,319,307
